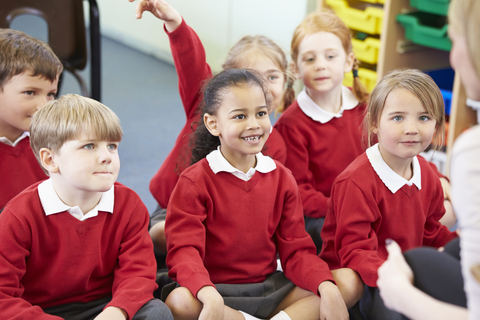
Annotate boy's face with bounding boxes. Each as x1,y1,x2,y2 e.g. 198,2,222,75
0,71,58,142
50,132,120,200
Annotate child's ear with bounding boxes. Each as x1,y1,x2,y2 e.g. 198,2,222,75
367,112,379,134
204,113,220,137
39,148,59,174
290,61,300,80
344,52,355,73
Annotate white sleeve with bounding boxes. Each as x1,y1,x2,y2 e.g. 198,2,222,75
450,125,480,320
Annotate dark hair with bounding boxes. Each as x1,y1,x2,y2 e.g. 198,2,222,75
190,68,271,165
0,29,63,91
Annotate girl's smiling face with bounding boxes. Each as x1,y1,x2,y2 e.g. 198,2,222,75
204,84,271,171
373,88,437,170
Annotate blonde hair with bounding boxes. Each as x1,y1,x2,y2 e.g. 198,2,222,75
30,94,123,171
364,69,445,150
448,0,480,78
291,10,368,102
0,29,63,91
222,35,295,113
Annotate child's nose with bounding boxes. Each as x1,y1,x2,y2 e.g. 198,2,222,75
404,121,419,134
247,117,260,129
99,147,113,163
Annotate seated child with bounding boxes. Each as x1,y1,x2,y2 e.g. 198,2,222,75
163,69,348,320
130,0,295,259
319,69,458,318
0,94,173,320
0,28,62,210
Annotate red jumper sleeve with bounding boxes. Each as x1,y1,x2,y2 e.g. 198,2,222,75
329,179,385,287
165,175,214,297
276,171,334,295
107,196,158,319
0,209,62,320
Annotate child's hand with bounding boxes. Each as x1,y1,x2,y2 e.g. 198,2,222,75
129,0,182,32
377,239,414,311
197,286,224,320
93,306,127,320
318,281,349,320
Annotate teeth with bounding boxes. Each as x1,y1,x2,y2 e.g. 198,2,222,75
243,136,260,141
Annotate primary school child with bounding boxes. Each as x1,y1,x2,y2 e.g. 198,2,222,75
163,68,348,320
274,10,369,249
320,69,458,319
131,0,294,257
377,0,480,319
0,94,173,320
0,28,62,210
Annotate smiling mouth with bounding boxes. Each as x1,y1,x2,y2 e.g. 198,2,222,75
242,135,262,141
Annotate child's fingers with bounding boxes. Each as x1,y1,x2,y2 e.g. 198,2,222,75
385,238,402,257
135,0,150,19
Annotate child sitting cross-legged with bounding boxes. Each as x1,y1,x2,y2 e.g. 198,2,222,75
0,94,173,320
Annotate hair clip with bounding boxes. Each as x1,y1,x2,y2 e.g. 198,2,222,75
352,69,359,78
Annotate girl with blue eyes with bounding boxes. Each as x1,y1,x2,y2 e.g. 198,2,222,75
163,69,348,320
320,69,457,318
274,10,369,253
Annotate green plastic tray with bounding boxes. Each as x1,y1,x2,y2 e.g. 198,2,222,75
410,0,450,16
396,12,451,51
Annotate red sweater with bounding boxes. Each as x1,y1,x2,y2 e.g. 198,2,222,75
0,137,47,209
274,100,366,218
0,182,157,320
165,159,334,298
149,20,286,208
319,153,457,287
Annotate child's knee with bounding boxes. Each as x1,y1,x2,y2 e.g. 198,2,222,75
165,287,202,319
332,268,365,308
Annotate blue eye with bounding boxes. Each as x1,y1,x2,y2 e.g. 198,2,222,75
83,144,94,150
107,143,118,151
419,115,430,121
393,116,403,121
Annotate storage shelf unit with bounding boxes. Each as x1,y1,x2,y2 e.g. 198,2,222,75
316,0,477,175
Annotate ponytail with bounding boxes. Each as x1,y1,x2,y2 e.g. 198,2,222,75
351,57,369,103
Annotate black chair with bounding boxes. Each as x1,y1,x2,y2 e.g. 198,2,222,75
0,0,101,102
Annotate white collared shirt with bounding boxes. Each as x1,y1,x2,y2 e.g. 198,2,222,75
366,143,421,194
206,146,276,181
0,131,29,147
297,86,359,124
38,178,114,221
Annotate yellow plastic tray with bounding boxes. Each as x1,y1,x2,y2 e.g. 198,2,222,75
352,37,381,64
343,68,378,92
362,0,385,3
326,0,384,35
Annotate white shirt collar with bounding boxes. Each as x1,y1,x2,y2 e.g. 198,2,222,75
297,86,359,124
0,131,29,147
366,143,421,194
38,178,114,221
206,146,276,181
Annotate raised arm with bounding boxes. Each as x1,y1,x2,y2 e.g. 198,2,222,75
130,0,211,120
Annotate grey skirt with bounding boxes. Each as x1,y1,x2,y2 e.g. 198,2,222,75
161,271,295,318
